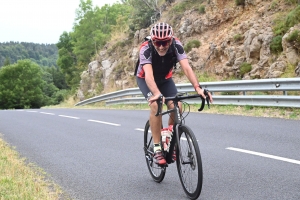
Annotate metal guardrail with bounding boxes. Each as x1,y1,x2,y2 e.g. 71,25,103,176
75,78,300,108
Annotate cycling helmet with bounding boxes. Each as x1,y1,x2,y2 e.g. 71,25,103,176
150,22,173,41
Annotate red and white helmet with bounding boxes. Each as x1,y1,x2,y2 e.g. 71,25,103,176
150,22,173,41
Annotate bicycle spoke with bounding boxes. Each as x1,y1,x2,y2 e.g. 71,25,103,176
176,125,202,199
144,120,165,183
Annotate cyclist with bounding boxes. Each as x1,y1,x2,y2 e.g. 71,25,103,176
136,22,213,165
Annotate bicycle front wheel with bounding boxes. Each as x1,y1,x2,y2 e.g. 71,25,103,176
176,125,203,199
143,120,166,183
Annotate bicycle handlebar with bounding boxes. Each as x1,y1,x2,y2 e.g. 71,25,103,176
155,89,210,116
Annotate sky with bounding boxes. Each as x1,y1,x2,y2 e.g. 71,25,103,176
0,0,120,44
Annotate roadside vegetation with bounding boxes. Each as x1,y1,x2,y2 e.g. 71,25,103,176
45,96,300,120
0,137,66,200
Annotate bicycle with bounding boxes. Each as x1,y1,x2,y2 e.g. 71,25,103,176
143,90,210,200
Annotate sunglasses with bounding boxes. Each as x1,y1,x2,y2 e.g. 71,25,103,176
153,40,171,47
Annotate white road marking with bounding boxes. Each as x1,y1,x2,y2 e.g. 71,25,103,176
135,128,151,133
58,115,79,119
40,112,55,115
88,120,120,126
227,147,300,165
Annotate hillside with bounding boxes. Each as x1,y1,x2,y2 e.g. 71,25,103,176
0,42,58,67
77,0,300,101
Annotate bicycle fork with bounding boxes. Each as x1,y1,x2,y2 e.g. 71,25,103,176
175,125,194,165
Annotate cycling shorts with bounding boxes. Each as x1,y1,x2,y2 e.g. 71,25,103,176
136,77,178,103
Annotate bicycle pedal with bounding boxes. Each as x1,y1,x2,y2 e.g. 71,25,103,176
145,154,152,162
158,163,168,167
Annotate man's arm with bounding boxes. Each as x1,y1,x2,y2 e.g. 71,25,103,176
179,58,213,102
143,64,163,104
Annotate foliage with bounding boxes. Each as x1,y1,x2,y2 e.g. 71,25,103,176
198,5,205,14
273,5,300,36
233,34,243,42
171,0,193,14
269,0,279,10
270,35,283,54
239,62,252,76
55,0,132,90
56,32,77,87
3,57,11,66
0,60,46,109
127,0,157,32
43,66,68,90
184,40,201,53
0,42,58,67
197,72,218,82
285,0,300,5
0,60,66,109
280,63,296,78
286,30,300,50
235,0,245,6
71,0,131,63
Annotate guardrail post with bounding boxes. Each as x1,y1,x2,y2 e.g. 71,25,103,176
283,91,287,95
243,91,246,95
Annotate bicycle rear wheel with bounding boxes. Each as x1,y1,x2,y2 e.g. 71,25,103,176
176,125,203,199
143,120,166,183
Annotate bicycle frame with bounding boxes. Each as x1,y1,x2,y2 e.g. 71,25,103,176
157,93,209,164
144,92,209,198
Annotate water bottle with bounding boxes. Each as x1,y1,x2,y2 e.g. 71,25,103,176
161,125,173,152
161,128,169,151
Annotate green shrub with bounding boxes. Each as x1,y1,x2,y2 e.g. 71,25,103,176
235,0,245,6
270,35,283,54
184,40,201,53
171,0,206,16
280,63,296,78
286,30,300,45
285,0,299,5
197,72,217,82
199,5,205,14
273,5,300,36
233,34,243,42
269,0,279,10
240,62,252,76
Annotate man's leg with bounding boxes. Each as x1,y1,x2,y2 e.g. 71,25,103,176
136,77,166,165
149,101,166,165
149,101,162,145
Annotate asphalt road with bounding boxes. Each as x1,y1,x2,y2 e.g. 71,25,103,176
0,109,299,200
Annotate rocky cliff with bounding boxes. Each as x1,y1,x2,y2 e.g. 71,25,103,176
77,0,300,101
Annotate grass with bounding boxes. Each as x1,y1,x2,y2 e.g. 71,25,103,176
0,137,66,200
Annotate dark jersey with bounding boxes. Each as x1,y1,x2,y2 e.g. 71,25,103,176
136,38,187,80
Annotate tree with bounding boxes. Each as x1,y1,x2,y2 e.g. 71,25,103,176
4,57,11,66
0,60,46,109
56,31,77,87
127,0,159,31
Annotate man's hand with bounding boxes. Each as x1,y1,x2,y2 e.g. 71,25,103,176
148,93,164,106
196,87,213,103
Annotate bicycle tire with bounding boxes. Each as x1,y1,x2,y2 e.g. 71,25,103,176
176,124,203,199
143,120,166,183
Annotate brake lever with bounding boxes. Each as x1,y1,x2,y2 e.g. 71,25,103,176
198,89,210,112
155,94,163,116
204,89,210,109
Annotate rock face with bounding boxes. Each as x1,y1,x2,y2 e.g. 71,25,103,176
77,0,300,100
